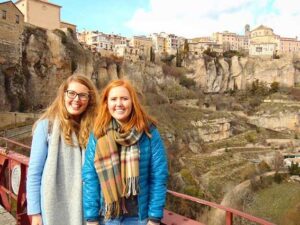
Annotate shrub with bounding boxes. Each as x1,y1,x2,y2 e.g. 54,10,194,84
288,162,300,175
179,75,196,88
162,64,183,78
203,48,218,58
270,81,279,93
160,53,175,65
223,50,245,58
274,172,283,184
249,80,269,96
245,132,257,143
258,160,271,173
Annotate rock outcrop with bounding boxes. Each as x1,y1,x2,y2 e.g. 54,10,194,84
1,25,300,111
185,54,299,93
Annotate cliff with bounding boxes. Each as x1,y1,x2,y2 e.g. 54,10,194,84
1,25,300,111
0,26,171,111
185,53,300,93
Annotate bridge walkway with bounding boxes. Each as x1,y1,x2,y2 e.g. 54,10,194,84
0,205,16,225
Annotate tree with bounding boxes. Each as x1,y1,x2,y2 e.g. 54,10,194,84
183,39,189,58
273,152,284,172
176,49,182,67
150,47,155,63
288,162,300,175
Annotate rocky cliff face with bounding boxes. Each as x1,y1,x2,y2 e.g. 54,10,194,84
0,26,172,111
185,53,300,93
1,25,300,111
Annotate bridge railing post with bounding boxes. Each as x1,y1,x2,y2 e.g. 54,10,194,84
226,211,233,225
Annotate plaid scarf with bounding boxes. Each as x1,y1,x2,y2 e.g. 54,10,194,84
94,120,142,219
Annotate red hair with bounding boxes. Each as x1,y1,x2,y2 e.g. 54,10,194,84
94,79,156,138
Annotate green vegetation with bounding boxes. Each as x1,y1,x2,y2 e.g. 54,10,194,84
246,182,300,225
270,81,280,93
179,75,196,88
203,47,218,58
223,50,246,58
288,162,300,175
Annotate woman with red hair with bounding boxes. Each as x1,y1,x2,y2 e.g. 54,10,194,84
83,79,168,225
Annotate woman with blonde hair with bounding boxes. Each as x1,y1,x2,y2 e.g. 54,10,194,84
82,79,168,225
27,74,99,225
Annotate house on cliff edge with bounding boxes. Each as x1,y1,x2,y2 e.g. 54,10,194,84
15,0,76,32
0,1,24,64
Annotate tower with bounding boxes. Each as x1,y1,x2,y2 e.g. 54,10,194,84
245,24,250,37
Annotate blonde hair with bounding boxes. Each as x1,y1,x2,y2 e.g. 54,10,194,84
94,79,156,138
35,75,99,148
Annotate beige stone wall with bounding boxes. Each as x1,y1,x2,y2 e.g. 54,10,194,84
279,38,300,53
16,0,60,30
0,112,40,128
60,21,76,32
249,43,276,56
130,36,152,59
0,2,24,63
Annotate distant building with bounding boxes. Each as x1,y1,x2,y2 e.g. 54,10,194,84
15,0,76,31
188,37,222,55
114,44,139,62
279,37,300,54
0,1,24,63
129,35,152,59
150,33,165,53
212,30,249,52
249,25,279,56
77,30,128,56
159,32,179,55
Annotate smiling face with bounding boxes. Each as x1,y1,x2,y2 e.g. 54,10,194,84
64,81,90,120
107,86,133,124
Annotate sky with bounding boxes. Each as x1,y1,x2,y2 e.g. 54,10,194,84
49,0,300,38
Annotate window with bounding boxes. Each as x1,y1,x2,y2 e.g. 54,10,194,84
256,47,262,52
2,10,7,19
16,15,20,24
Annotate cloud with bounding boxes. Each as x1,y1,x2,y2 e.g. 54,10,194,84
126,0,300,39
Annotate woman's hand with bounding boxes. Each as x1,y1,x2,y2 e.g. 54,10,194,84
31,214,43,225
147,220,160,225
86,221,99,225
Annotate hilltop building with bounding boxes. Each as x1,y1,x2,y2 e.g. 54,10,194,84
0,1,24,63
212,25,250,52
249,25,279,56
129,35,152,60
15,0,76,31
187,37,222,56
77,30,128,56
249,25,300,56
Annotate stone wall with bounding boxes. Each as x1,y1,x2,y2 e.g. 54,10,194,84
0,112,40,128
191,118,231,142
0,2,24,64
249,112,300,132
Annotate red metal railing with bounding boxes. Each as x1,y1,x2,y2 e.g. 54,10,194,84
0,137,275,225
163,190,275,225
0,137,31,225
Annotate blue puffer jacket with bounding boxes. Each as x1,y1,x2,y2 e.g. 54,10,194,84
82,127,168,222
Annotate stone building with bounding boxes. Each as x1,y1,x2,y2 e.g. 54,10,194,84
0,1,24,64
188,37,222,56
15,0,76,31
129,35,152,60
249,25,279,56
279,37,300,54
150,33,165,54
212,27,249,52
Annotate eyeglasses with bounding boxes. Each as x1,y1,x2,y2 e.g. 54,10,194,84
65,90,89,101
